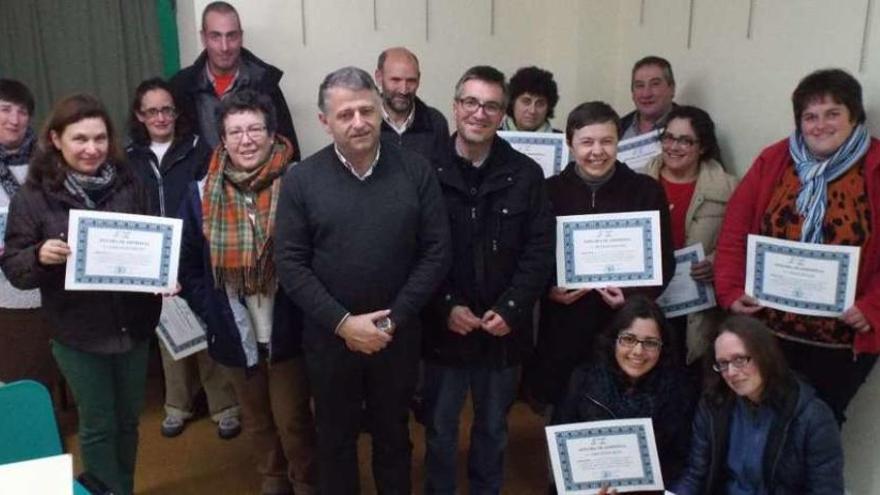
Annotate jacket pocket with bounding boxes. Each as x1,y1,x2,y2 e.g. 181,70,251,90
493,202,529,251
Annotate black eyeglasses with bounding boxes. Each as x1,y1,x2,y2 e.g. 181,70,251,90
712,355,752,373
660,132,698,148
139,106,177,119
456,97,504,117
616,333,663,352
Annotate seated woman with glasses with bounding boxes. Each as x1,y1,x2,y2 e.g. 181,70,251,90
553,295,697,488
641,106,738,367
672,315,843,494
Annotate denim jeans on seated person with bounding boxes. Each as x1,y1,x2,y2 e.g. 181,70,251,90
423,362,519,495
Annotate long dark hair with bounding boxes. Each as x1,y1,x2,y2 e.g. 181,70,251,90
704,315,796,408
594,295,675,377
128,77,191,146
664,105,723,166
28,93,130,189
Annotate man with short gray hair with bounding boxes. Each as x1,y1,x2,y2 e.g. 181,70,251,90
274,66,451,493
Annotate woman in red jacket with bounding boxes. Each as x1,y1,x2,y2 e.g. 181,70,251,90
714,68,880,425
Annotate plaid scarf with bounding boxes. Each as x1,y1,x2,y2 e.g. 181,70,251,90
788,123,869,243
0,128,35,197
202,135,293,295
64,162,116,209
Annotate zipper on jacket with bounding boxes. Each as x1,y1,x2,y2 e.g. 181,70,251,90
149,159,167,217
591,190,597,208
769,415,793,490
586,394,616,419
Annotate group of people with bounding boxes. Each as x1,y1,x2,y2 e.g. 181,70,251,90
1,2,878,494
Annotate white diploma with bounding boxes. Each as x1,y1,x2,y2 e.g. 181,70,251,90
157,296,208,361
745,234,860,317
556,211,663,289
546,418,664,494
617,130,662,171
498,130,569,177
64,209,182,293
0,453,73,495
656,244,716,317
0,205,7,251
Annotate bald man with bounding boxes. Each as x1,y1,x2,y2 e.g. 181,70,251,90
375,47,449,166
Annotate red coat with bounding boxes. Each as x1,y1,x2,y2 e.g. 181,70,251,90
714,137,880,354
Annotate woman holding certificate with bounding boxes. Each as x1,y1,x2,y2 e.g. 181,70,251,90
529,101,675,412
0,94,161,495
176,90,317,494
553,296,697,485
715,68,880,424
126,77,241,440
642,106,738,365
673,316,843,494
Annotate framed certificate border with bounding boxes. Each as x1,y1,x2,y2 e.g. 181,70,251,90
65,209,182,293
156,297,208,361
498,130,568,177
557,211,662,289
745,234,860,317
0,206,7,250
546,418,664,494
657,244,716,317
617,129,662,170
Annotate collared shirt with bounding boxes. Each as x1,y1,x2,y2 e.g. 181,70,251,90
334,143,381,181
382,104,416,135
205,66,240,98
621,107,672,140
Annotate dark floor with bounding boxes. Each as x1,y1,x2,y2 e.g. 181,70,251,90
58,346,551,494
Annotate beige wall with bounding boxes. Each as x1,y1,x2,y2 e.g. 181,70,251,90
178,1,879,492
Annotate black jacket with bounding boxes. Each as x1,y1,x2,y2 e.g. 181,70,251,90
177,182,303,368
380,97,449,167
673,379,844,495
422,135,555,368
530,161,675,404
170,48,300,158
0,170,161,351
125,133,211,219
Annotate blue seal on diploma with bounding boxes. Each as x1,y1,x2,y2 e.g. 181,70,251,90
74,217,174,287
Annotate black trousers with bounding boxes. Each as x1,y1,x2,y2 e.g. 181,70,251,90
777,338,878,425
305,330,419,494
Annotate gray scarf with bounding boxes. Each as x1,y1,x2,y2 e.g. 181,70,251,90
64,162,116,209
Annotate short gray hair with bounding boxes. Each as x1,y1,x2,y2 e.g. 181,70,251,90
318,66,379,112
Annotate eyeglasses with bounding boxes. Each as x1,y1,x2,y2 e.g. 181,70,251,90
660,132,698,148
456,97,504,117
617,333,663,352
225,124,268,144
139,106,177,119
712,355,752,373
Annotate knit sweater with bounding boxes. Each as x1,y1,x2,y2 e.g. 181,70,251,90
274,140,451,350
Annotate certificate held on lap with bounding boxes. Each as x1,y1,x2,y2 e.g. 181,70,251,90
65,209,182,293
557,211,663,289
745,234,860,317
546,418,665,494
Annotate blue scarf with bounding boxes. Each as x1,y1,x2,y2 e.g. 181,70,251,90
788,124,869,243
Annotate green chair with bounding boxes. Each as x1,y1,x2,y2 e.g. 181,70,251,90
0,380,91,494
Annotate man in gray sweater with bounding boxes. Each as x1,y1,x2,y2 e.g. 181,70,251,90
274,66,451,494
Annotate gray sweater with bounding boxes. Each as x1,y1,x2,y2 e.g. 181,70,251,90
274,141,451,349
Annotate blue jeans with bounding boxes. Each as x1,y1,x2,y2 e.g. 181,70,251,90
423,362,519,495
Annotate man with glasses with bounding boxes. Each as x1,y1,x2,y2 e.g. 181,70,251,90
170,1,299,156
375,47,449,166
274,66,451,494
420,65,554,494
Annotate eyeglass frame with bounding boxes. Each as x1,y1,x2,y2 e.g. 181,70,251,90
138,106,177,119
455,97,505,117
712,355,753,373
224,124,269,144
660,130,699,149
616,332,663,352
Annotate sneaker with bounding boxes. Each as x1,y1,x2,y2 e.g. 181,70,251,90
160,415,186,438
218,414,241,440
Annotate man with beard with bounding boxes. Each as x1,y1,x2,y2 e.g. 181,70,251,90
375,47,449,165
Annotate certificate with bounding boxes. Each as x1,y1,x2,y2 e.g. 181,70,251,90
557,211,663,289
0,205,7,251
745,234,860,317
656,244,716,317
64,209,182,293
617,130,662,171
157,296,208,361
498,130,568,177
546,418,664,494
0,453,73,495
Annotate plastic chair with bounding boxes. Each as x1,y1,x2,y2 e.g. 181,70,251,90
0,380,91,494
